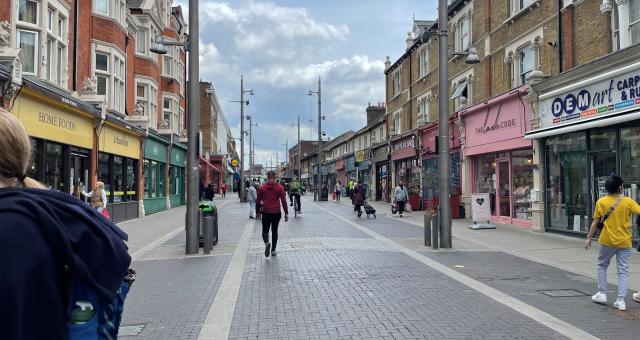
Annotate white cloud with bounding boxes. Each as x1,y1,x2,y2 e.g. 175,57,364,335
198,39,229,75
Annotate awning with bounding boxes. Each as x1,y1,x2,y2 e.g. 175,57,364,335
450,81,467,100
199,156,221,173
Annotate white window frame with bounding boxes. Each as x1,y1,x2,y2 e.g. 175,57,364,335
392,67,402,97
418,45,429,78
135,78,158,129
161,94,180,133
93,44,126,114
17,29,38,75
162,46,174,77
136,29,148,55
630,1,640,46
510,0,535,16
392,109,402,135
456,15,470,52
417,92,431,124
93,0,127,28
177,60,185,96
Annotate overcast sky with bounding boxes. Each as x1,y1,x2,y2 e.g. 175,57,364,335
174,0,438,167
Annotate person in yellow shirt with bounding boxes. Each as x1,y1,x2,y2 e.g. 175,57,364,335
585,175,640,311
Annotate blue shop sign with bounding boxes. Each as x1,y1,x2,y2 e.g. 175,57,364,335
345,156,356,171
539,65,640,129
357,160,370,170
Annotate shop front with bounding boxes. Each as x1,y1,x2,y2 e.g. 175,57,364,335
462,86,533,227
327,161,337,192
356,150,371,198
335,158,345,188
170,144,186,208
371,143,389,202
13,80,98,198
345,154,356,183
526,54,640,240
420,116,462,217
98,116,142,223
143,134,170,215
391,132,420,210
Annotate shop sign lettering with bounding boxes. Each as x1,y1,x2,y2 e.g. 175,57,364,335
539,66,640,128
38,111,77,131
475,119,516,134
113,135,129,147
394,138,414,151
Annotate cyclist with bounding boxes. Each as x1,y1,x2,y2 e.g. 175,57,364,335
288,176,302,213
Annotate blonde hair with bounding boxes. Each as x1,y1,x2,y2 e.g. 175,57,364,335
0,108,46,189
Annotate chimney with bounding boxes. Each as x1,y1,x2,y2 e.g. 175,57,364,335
406,32,413,50
366,104,386,125
384,56,391,71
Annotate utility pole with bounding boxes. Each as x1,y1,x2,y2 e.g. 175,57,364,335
438,0,452,248
240,76,245,202
297,115,301,177
308,77,322,201
185,0,200,255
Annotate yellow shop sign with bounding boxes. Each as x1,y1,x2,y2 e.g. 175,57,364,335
355,150,365,162
12,94,94,149
100,125,140,159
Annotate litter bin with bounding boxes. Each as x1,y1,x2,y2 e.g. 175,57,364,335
320,185,329,201
198,201,218,250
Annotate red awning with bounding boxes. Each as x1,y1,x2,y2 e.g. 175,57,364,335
199,156,222,173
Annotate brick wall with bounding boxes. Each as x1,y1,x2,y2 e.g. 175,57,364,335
0,2,10,22
76,0,93,87
92,17,127,52
571,0,611,70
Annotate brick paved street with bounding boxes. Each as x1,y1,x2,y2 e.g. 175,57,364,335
118,196,640,339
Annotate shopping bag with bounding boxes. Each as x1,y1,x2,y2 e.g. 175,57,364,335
101,208,111,221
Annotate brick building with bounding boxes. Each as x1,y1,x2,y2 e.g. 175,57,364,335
382,0,626,231
0,0,191,221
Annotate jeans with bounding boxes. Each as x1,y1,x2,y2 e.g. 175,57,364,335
249,201,256,218
597,244,632,299
336,191,341,202
397,200,406,215
262,212,281,251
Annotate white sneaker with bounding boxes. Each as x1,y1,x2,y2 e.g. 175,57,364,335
271,250,277,256
592,292,607,305
614,300,627,311
632,292,640,303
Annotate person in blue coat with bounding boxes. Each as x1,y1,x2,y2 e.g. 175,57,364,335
0,108,131,339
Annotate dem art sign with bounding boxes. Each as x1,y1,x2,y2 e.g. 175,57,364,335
539,66,640,128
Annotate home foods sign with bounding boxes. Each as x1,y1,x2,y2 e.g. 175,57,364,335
539,64,640,128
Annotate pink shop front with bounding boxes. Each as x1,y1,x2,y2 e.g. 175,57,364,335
462,86,534,227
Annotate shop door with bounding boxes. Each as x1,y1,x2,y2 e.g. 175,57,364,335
591,151,617,203
70,150,90,202
496,161,511,218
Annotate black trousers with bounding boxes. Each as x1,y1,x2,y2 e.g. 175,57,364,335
289,193,301,210
397,200,406,214
262,212,281,251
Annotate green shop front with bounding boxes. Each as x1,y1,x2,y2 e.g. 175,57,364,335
170,144,186,208
143,135,170,214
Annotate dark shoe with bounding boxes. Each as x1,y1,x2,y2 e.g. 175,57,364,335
357,211,362,217
249,216,255,219
265,242,271,257
290,203,293,206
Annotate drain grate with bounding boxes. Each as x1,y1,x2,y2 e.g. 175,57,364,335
538,289,589,297
119,324,145,336
611,307,640,320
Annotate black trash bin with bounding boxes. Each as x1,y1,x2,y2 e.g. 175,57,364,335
320,185,329,201
198,201,218,248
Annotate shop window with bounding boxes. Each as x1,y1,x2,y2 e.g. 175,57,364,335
113,156,124,203
27,138,39,180
171,165,183,196
474,154,496,215
127,159,138,201
546,132,589,232
512,150,533,220
44,142,63,191
98,153,110,196
621,125,640,182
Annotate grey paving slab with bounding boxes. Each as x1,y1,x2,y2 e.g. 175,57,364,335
424,251,640,340
120,255,231,340
228,248,566,340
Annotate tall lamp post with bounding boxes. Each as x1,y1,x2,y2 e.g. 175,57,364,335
231,76,254,203
291,115,301,177
434,1,479,248
150,0,201,254
246,114,257,178
308,77,324,201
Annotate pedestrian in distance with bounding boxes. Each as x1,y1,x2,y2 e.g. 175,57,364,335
82,180,109,220
221,183,227,197
0,108,132,339
199,179,206,200
247,182,257,219
335,181,343,203
585,175,640,311
205,183,215,201
394,180,409,217
256,170,288,257
353,181,366,218
288,176,302,213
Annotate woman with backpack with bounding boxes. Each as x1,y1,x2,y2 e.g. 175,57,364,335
0,108,132,339
585,175,640,311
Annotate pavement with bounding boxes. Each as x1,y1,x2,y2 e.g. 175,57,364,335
115,194,640,340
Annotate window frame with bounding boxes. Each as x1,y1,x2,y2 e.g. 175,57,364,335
17,29,38,75
94,45,126,114
392,67,402,97
418,45,429,78
135,78,159,129
136,29,148,55
18,0,40,26
457,15,470,51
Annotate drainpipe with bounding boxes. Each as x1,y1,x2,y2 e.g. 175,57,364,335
73,0,79,91
558,0,563,73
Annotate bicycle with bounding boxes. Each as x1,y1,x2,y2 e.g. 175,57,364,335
293,194,301,218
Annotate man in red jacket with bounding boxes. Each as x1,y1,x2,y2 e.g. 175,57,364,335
256,171,288,257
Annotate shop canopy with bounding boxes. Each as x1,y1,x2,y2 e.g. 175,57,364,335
199,156,221,173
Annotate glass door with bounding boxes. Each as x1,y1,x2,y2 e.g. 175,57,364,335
497,161,511,217
591,151,617,202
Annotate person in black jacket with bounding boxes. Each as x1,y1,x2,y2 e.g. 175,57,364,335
0,108,131,339
205,183,215,201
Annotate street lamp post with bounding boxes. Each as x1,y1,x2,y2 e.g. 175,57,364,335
308,77,323,201
246,114,257,178
434,0,479,248
291,115,301,177
150,0,200,254
231,77,254,203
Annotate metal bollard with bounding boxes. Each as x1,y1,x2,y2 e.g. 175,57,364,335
424,213,431,246
432,213,439,250
203,216,214,254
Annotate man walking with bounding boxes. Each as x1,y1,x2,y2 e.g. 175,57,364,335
247,182,257,219
256,171,288,257
394,180,409,218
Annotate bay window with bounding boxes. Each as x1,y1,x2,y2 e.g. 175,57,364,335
19,0,38,24
94,46,126,114
135,79,158,129
18,30,37,74
136,29,147,55
162,95,180,133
